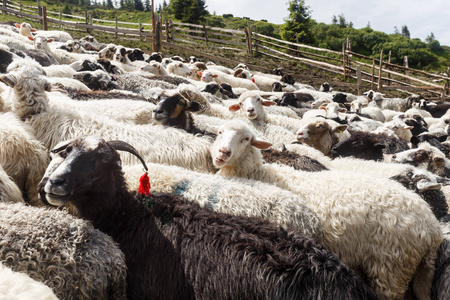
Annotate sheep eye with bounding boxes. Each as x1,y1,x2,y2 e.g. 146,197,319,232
241,137,250,143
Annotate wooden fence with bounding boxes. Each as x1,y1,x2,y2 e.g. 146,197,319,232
2,0,449,99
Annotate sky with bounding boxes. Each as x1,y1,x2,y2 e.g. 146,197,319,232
154,0,450,46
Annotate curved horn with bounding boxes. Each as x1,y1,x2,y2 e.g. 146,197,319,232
107,140,148,171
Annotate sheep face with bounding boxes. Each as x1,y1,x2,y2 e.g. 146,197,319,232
114,47,128,63
169,62,192,77
152,94,201,125
200,70,217,83
98,44,116,59
229,93,276,120
296,120,347,155
16,22,36,37
39,137,121,207
31,36,52,51
211,121,271,168
146,52,163,63
73,70,119,91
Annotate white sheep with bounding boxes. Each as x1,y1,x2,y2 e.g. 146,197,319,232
350,101,386,122
3,60,217,174
200,69,260,91
122,162,324,240
0,262,58,300
0,164,23,204
209,119,442,300
16,22,73,42
167,61,193,77
0,202,127,299
0,112,49,206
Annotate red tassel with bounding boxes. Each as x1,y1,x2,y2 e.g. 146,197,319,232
139,172,151,197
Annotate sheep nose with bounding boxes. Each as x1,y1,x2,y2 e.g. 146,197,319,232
219,148,231,158
154,108,164,115
247,108,255,113
50,177,66,187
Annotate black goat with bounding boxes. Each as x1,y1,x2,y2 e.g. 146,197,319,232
38,137,376,300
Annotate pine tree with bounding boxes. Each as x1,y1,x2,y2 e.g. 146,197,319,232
170,0,208,24
134,0,144,11
401,25,410,39
280,0,313,43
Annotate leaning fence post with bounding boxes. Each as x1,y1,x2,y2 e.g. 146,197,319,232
245,22,252,55
59,5,62,29
2,0,6,15
203,24,208,47
378,50,383,91
371,59,375,88
138,18,142,41
252,23,258,54
342,40,346,80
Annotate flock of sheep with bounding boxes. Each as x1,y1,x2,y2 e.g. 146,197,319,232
1,20,450,299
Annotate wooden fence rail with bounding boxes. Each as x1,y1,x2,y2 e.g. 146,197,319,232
1,0,449,98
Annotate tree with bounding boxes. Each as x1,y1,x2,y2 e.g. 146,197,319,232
170,0,208,24
280,0,313,44
338,13,346,28
134,0,144,11
331,15,337,25
393,26,399,34
401,25,410,39
144,0,150,11
425,32,435,43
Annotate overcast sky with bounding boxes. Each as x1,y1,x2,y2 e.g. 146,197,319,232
154,0,450,46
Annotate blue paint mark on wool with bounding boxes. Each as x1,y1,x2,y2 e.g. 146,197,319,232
173,180,191,197
206,184,220,209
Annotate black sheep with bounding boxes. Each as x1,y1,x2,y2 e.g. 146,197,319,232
331,130,410,161
281,74,295,85
262,146,328,172
38,137,377,300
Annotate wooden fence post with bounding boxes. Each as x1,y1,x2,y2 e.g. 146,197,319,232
357,65,362,95
20,0,22,14
203,24,208,47
88,13,92,34
154,20,161,52
115,16,118,39
252,23,258,54
446,67,450,96
165,18,170,42
2,0,6,15
378,50,383,90
37,0,42,23
342,40,346,80
59,5,62,29
371,59,375,88
151,0,155,51
138,18,142,41
42,6,47,30
387,50,391,86
245,22,252,55
403,56,409,76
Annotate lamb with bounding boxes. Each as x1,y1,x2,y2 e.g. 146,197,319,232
0,164,23,204
0,262,58,300
0,202,127,299
200,69,260,91
39,136,376,300
0,112,50,206
167,61,193,77
210,119,443,300
3,60,217,173
234,68,278,92
140,60,169,75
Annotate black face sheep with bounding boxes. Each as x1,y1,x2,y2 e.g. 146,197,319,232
152,93,209,136
127,48,145,61
0,202,127,299
281,73,295,85
38,136,377,300
96,58,123,74
272,81,283,92
73,70,120,91
272,67,284,76
279,92,314,108
319,82,332,92
145,51,163,63
390,168,450,222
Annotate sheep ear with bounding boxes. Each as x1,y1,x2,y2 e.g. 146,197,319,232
416,179,441,192
251,138,272,150
186,101,202,112
333,125,347,134
31,28,37,32
319,106,326,110
404,125,414,130
47,38,53,43
338,108,347,113
28,36,34,41
15,23,21,28
213,74,218,78
229,104,241,112
210,126,219,134
0,74,16,87
197,71,202,76
262,100,277,107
